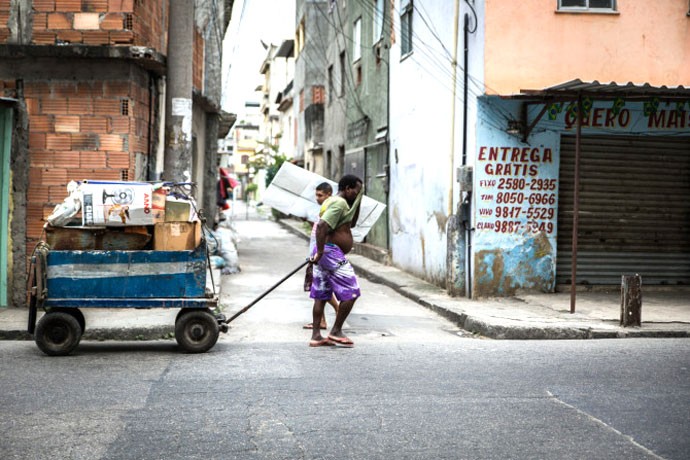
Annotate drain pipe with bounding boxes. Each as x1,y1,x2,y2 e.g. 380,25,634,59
462,10,473,299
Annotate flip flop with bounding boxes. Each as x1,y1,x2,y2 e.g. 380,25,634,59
303,323,327,330
328,335,354,346
309,338,335,347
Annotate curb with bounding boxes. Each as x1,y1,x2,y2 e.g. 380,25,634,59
276,218,690,341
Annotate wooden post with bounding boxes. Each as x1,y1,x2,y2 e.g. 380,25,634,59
620,274,642,327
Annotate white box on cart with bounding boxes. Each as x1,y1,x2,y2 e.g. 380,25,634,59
80,181,165,226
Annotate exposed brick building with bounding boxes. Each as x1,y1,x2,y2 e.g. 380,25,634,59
0,0,231,308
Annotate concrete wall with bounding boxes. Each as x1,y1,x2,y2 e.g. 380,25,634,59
484,0,690,94
389,0,484,287
322,9,348,181
294,0,328,169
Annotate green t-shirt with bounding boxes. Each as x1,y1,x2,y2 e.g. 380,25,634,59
319,191,363,230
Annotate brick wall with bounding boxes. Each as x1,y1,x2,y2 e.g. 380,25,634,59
193,26,203,92
23,74,150,242
0,0,169,52
0,0,9,43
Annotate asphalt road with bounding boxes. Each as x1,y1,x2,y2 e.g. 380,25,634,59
0,216,688,460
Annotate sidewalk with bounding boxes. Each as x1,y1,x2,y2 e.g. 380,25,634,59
2,204,689,341
277,217,690,340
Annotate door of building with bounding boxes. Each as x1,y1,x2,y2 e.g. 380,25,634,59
557,134,690,286
0,108,12,306
365,142,389,249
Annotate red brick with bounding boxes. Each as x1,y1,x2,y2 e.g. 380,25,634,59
32,13,47,31
52,151,80,165
93,99,121,115
106,151,130,168
109,30,134,44
28,167,42,185
47,13,71,29
33,0,56,12
49,185,70,202
56,30,83,43
80,151,107,168
30,151,54,167
25,98,40,115
54,115,80,132
41,98,68,114
75,81,103,97
55,0,81,12
45,134,71,150
71,133,99,150
29,115,54,133
80,116,108,133
32,31,56,44
103,80,130,97
27,221,45,240
108,116,129,134
27,222,46,240
82,31,109,44
41,168,68,185
76,169,121,181
52,82,78,97
28,186,51,204
68,98,93,114
29,133,46,150
108,0,133,12
82,0,108,12
99,134,124,151
101,12,124,30
24,82,51,97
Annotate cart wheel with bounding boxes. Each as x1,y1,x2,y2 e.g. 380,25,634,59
175,310,220,353
34,312,82,356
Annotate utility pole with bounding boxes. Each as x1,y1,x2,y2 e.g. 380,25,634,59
164,0,194,182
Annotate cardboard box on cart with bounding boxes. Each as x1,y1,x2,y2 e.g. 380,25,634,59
153,221,201,250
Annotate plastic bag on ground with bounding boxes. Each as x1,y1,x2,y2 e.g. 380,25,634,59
213,227,240,275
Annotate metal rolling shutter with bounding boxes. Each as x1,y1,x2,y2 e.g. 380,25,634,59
557,135,690,285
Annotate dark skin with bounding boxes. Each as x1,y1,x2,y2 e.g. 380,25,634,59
310,181,363,343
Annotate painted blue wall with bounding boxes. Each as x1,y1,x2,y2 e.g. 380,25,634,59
472,96,690,297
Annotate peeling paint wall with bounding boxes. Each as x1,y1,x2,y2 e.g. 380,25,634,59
389,0,483,287
472,97,560,297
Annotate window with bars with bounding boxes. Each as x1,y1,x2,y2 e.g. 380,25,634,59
558,0,616,11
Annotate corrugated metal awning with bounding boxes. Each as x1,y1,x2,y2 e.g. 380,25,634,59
509,79,690,101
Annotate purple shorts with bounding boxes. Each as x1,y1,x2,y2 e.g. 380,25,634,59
310,244,361,301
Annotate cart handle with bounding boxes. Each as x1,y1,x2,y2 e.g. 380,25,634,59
224,259,310,324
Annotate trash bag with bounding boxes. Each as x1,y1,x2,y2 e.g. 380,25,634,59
46,181,81,227
213,227,240,275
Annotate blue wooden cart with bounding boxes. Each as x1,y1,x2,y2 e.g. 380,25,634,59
27,239,226,356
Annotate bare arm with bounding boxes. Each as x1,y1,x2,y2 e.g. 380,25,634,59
350,201,361,228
